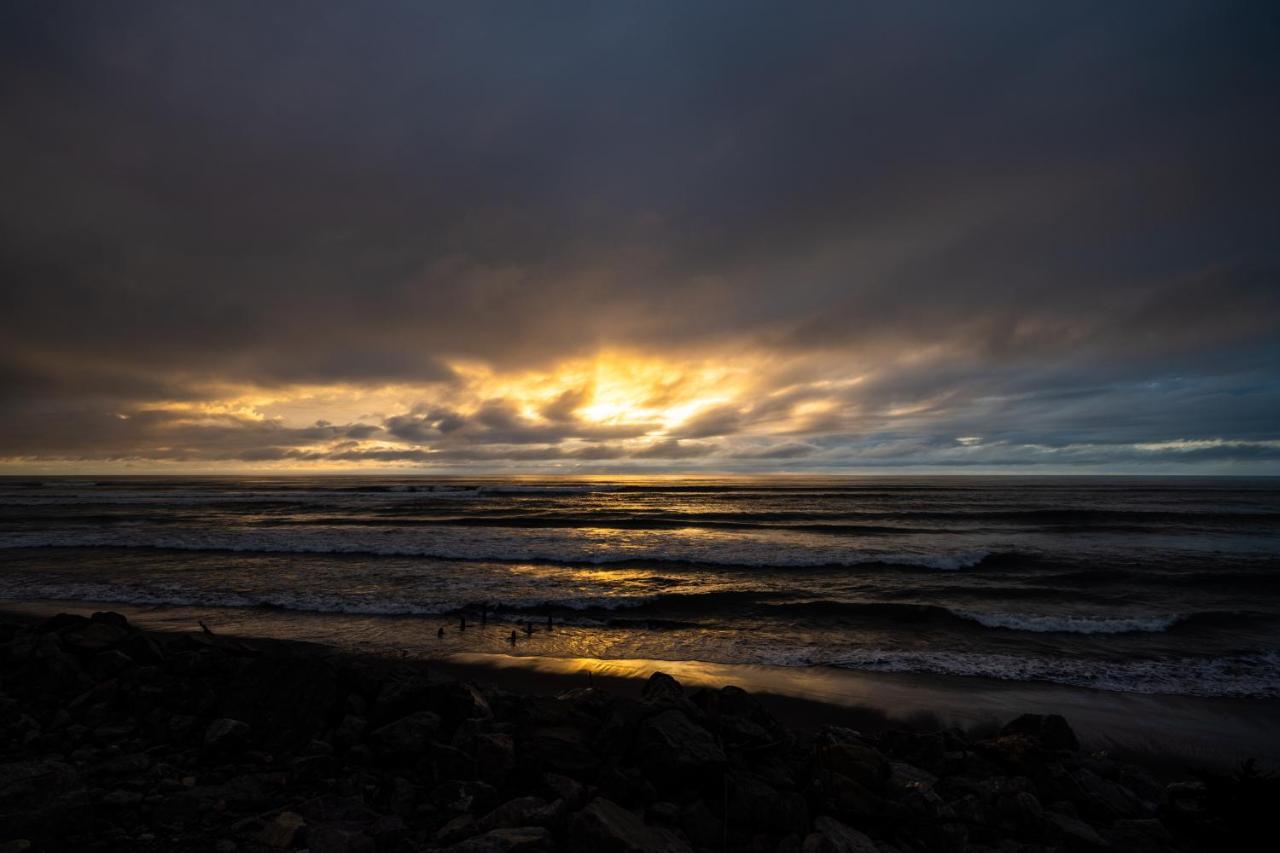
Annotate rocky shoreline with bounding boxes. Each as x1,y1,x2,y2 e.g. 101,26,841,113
1,611,1272,852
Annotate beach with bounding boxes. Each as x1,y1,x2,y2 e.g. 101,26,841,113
5,598,1279,771
2,608,1273,853
2,476,1279,850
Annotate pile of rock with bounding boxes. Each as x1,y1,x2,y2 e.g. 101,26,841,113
0,612,1270,852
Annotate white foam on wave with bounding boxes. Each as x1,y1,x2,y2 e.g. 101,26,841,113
820,648,1280,699
0,528,991,571
0,580,459,616
952,610,1182,633
0,577,664,618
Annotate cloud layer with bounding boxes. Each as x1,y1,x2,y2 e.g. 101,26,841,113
1,1,1277,473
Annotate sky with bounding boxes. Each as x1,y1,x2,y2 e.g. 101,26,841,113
1,0,1278,475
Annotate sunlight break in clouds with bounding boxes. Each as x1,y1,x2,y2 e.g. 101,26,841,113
0,1,1277,473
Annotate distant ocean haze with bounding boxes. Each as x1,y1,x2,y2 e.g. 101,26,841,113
1,475,1278,698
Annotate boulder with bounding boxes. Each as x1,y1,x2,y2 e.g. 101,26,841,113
60,620,130,653
259,811,306,848
35,613,89,634
1001,714,1079,751
543,772,586,808
1108,818,1173,852
810,770,898,822
90,611,131,630
434,780,499,815
641,672,686,707
521,725,599,777
375,672,433,723
636,710,725,778
436,681,493,725
204,718,251,751
815,734,889,791
218,652,340,749
724,771,808,835
332,714,367,750
475,732,516,785
368,710,441,756
307,823,375,853
569,798,693,853
802,816,880,853
474,796,562,833
0,759,80,810
444,826,552,853
1071,767,1143,820
887,762,937,794
1045,811,1107,850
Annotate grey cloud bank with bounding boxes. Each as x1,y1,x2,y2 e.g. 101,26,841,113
1,1,1277,472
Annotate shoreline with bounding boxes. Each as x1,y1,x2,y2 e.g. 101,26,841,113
2,607,1275,851
6,599,1280,770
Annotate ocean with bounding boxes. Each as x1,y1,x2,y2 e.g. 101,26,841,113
2,475,1278,706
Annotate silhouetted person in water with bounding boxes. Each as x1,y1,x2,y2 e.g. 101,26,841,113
459,615,467,631
437,626,445,639
480,603,488,626
525,621,534,636
546,614,553,631
508,630,517,645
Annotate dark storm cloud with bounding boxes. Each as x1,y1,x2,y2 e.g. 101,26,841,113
384,402,654,446
1,0,1278,470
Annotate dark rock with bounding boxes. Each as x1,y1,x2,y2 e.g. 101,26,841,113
636,709,725,778
474,796,562,833
802,816,880,853
879,730,946,773
887,762,937,795
35,613,89,634
815,732,889,791
370,814,408,846
434,780,499,815
810,770,898,823
444,826,552,853
0,759,80,810
436,813,478,846
332,713,367,750
118,632,167,665
648,801,679,825
99,788,143,806
90,611,131,630
90,648,135,678
521,725,599,777
725,771,809,835
542,772,586,808
1107,817,1173,852
436,681,494,725
1001,714,1079,751
219,652,340,749
259,811,306,848
570,797,693,853
204,718,251,751
368,710,441,757
60,620,130,653
475,731,515,786
641,672,686,707
679,800,722,849
1071,767,1144,820
1012,789,1044,822
1045,811,1108,850
290,752,337,781
375,672,433,723
307,823,376,853
296,794,380,823
434,741,479,780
